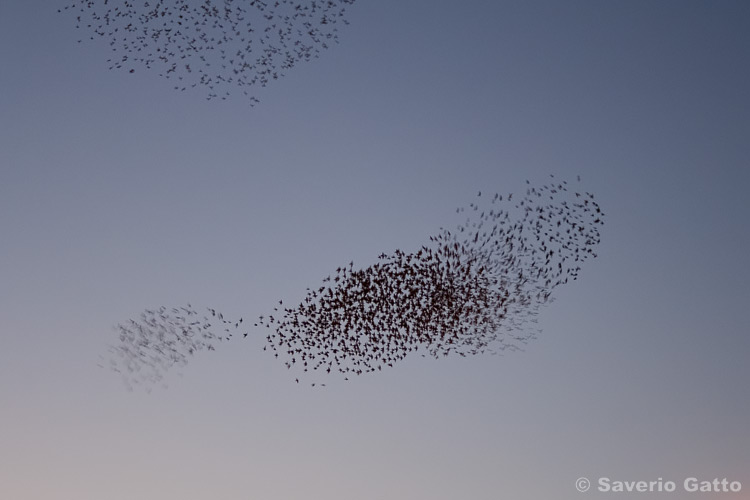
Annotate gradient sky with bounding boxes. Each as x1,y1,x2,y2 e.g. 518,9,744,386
1,1,749,499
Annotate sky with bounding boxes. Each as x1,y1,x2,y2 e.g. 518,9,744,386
1,1,749,499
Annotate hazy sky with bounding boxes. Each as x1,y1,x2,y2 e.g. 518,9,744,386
1,1,749,499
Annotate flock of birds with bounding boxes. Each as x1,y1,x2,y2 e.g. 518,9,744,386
63,4,605,390
59,0,357,104
108,177,604,389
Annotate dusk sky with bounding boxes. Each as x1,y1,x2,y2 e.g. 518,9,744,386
1,1,749,499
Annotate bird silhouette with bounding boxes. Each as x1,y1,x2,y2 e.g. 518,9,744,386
59,0,357,105
107,177,604,389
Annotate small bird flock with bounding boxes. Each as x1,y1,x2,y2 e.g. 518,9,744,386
107,177,604,389
59,0,357,104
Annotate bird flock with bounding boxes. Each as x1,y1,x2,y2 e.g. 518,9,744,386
59,0,357,104
107,177,604,389
107,304,244,390
59,5,607,389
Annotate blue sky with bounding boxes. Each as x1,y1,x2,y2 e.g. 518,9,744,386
1,1,749,498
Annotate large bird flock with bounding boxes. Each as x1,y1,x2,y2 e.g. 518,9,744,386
108,178,604,389
60,0,357,104
58,4,606,390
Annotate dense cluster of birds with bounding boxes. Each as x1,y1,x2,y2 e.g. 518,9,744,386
60,0,357,104
107,177,604,389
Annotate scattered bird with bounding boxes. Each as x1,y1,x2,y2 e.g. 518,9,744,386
107,177,604,389
59,0,357,105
